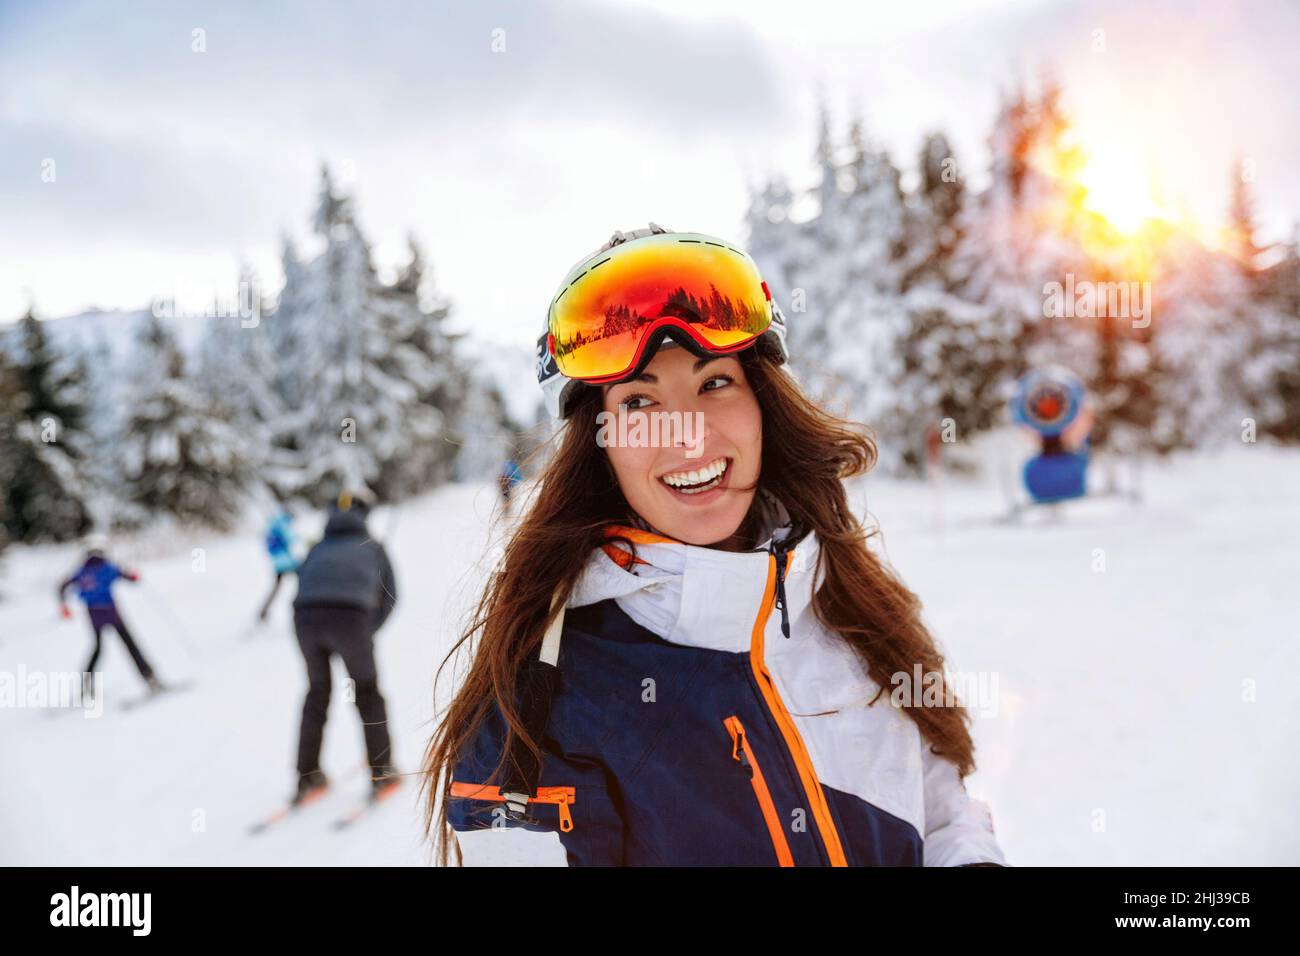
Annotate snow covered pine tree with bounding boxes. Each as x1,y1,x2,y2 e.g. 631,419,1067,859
0,308,94,542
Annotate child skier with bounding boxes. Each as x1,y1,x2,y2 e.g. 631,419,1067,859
424,225,1008,866
58,534,164,700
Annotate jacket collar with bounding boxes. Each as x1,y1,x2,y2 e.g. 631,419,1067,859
324,507,368,537
567,498,819,654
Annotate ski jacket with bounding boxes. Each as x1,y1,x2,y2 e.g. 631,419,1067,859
449,518,1007,867
292,507,397,632
265,512,299,574
59,555,136,609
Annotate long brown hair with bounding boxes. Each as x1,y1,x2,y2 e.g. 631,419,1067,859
421,350,976,864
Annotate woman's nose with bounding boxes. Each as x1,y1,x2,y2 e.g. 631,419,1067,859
667,405,710,455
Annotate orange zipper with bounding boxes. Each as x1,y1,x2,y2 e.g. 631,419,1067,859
449,781,576,832
749,552,848,866
724,715,795,866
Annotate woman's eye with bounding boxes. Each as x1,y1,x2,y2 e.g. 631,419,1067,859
701,374,735,393
619,394,654,410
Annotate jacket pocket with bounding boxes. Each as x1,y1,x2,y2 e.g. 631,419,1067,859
449,781,575,832
724,715,795,866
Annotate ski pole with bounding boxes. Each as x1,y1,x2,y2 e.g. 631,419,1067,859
134,585,202,659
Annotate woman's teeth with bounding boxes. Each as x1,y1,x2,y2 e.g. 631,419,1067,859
661,457,728,494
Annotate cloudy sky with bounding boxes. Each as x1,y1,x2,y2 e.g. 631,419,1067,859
2,0,1297,344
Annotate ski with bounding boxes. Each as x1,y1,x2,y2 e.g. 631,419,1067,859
44,702,100,721
330,804,371,832
247,787,331,837
331,780,404,832
120,680,194,711
247,805,295,837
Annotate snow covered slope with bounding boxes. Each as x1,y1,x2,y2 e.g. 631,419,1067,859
1,448,1297,866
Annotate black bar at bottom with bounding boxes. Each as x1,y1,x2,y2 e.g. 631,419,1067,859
0,866,1286,941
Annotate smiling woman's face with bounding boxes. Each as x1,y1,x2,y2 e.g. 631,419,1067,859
601,345,762,548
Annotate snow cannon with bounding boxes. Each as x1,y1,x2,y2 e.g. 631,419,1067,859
1010,367,1091,504
1011,367,1085,437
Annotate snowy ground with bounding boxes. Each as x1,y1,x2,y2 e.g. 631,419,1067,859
1,445,1296,866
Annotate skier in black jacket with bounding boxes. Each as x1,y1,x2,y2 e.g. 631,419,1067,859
290,491,399,806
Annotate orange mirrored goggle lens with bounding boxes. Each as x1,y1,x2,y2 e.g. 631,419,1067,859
548,235,772,382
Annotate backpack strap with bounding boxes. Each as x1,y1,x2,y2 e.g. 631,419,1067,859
500,591,566,819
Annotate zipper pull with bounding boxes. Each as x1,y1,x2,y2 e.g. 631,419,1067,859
556,795,574,833
731,726,754,779
771,544,791,639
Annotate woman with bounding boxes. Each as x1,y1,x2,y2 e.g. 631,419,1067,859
423,225,1006,866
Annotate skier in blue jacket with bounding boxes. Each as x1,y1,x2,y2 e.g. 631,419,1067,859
58,534,163,698
257,508,299,621
424,226,1007,866
498,458,524,514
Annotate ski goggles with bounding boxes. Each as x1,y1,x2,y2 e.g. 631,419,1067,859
545,232,775,383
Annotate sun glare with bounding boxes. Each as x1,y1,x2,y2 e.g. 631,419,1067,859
1051,145,1219,275
1077,152,1165,235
